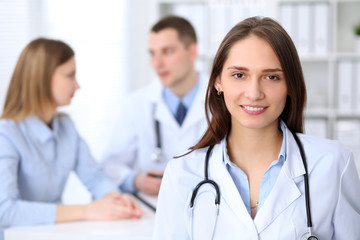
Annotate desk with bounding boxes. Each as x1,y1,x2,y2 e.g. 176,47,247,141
4,205,155,240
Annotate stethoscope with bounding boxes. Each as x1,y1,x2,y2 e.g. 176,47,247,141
189,131,319,240
150,119,164,163
150,102,164,163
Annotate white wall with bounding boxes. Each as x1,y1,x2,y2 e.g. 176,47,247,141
0,0,133,203
3,0,357,204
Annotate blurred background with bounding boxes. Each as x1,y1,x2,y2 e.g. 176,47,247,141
1,0,360,203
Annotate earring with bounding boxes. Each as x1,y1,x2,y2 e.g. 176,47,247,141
216,87,222,95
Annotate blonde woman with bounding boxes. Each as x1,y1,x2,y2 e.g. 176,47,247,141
0,38,143,239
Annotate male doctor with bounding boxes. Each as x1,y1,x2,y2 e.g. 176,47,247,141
101,16,208,201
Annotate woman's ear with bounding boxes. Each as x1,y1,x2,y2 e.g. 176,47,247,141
214,77,223,95
214,77,222,91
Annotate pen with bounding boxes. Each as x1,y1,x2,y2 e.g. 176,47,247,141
147,173,163,179
133,192,156,212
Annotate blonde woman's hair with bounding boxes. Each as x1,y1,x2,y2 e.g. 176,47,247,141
1,38,74,120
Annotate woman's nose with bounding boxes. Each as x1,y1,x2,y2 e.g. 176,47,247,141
74,80,80,90
244,79,264,100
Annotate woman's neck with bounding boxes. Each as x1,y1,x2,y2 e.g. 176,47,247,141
40,110,56,127
226,121,283,170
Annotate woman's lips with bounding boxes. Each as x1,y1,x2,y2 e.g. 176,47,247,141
241,105,267,115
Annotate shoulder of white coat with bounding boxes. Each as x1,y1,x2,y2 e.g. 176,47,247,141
122,80,161,114
165,147,209,186
130,80,161,101
297,133,352,172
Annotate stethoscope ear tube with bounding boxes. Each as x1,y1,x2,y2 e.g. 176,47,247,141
190,145,220,208
190,179,220,208
189,145,220,240
204,145,215,179
151,103,164,163
155,120,161,150
291,131,313,230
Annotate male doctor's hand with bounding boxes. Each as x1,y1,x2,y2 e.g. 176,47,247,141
134,170,163,195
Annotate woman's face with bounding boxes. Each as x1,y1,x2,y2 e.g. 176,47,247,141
215,35,288,131
51,56,79,107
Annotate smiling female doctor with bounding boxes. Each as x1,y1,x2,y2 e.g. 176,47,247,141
153,17,360,240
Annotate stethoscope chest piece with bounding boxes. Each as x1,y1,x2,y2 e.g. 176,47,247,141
151,147,163,163
300,232,319,240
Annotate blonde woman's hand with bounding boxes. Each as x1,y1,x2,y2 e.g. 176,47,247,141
84,192,144,221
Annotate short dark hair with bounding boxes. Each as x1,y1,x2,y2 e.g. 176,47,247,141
151,15,197,46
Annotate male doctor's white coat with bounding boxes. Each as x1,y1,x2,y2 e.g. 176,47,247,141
101,73,208,190
153,126,360,239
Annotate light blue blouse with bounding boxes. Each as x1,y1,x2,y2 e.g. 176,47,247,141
223,121,287,216
0,115,117,238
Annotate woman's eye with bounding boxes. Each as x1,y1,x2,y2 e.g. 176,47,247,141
267,75,280,80
67,73,75,79
233,73,244,79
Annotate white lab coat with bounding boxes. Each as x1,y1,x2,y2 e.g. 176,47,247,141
101,73,208,188
153,127,360,239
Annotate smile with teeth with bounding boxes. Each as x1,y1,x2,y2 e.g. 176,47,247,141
242,105,265,111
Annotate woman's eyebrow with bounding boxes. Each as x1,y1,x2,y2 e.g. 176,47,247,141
227,66,248,71
263,68,283,73
226,66,283,72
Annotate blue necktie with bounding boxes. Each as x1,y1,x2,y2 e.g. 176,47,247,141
175,102,187,126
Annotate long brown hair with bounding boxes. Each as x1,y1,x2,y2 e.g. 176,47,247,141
191,16,306,152
1,38,74,120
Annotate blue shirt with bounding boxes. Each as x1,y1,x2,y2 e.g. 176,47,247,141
222,121,287,216
162,79,199,117
0,115,117,238
119,78,200,193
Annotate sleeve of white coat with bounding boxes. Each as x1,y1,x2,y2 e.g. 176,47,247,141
153,161,189,240
332,153,360,239
100,95,139,188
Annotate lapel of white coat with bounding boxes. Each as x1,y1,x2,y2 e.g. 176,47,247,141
209,143,258,232
181,74,207,128
149,81,179,128
254,129,306,234
154,98,179,128
153,74,208,129
182,92,205,128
